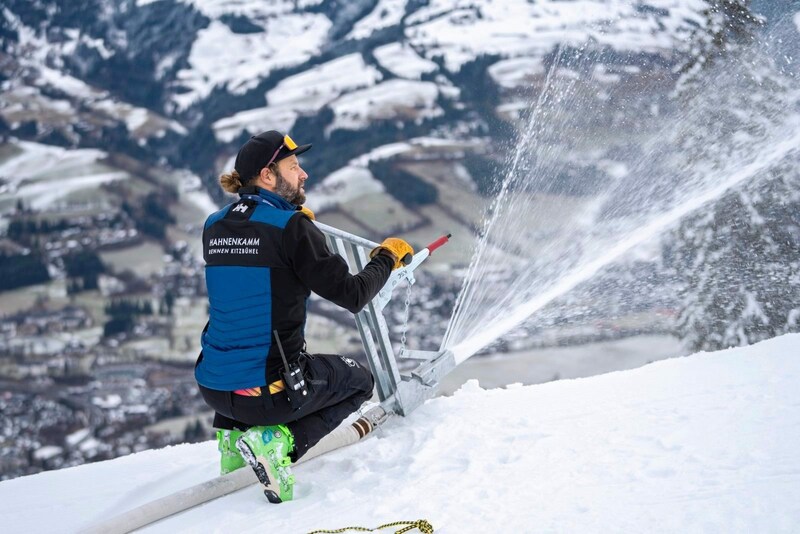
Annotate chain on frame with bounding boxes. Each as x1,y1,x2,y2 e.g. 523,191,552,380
398,280,413,358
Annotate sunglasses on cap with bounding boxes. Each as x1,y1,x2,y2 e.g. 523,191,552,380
266,135,299,167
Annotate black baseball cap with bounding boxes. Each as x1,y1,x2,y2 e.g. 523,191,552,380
234,130,312,182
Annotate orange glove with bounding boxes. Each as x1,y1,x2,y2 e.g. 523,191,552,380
370,237,413,270
298,205,315,220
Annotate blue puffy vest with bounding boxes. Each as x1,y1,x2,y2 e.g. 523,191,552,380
195,188,297,390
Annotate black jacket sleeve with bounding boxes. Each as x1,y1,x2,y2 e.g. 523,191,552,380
282,214,393,313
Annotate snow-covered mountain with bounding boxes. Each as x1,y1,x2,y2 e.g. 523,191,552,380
5,1,800,198
3,1,797,240
0,1,739,198
2,333,798,532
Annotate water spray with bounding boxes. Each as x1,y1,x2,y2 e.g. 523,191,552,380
443,36,800,364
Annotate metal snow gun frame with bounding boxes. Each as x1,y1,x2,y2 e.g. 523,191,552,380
315,221,456,417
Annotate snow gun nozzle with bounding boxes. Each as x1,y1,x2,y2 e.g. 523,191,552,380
401,253,413,266
427,233,452,255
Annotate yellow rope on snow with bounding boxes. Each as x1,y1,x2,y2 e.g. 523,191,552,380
307,519,434,534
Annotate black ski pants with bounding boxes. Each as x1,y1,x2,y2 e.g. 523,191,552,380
198,353,374,460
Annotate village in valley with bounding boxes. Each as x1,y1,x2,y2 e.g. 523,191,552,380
0,156,212,477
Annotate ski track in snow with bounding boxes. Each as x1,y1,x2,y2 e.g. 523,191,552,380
1,335,799,532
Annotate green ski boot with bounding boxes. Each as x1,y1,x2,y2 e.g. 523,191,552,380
217,429,246,475
236,424,296,503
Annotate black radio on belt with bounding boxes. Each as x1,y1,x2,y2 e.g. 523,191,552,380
273,330,309,409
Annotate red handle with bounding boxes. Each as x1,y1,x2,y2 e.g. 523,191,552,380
426,233,452,254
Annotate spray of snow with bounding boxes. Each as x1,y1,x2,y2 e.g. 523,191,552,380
448,128,800,364
444,36,800,363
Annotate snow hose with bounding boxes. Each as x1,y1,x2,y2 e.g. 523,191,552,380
80,405,391,534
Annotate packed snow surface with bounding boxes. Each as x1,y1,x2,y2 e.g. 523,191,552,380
2,334,799,532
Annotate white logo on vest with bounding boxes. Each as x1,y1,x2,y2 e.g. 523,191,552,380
207,236,261,255
232,203,249,213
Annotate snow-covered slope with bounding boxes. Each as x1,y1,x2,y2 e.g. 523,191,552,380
2,334,799,532
0,141,128,214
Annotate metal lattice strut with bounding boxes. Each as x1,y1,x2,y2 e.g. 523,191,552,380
314,221,455,416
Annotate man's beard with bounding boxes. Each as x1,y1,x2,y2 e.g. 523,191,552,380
274,169,306,205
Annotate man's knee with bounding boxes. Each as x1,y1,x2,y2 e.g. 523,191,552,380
312,353,373,396
335,355,374,394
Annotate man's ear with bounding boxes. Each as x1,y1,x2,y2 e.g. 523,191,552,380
256,166,274,188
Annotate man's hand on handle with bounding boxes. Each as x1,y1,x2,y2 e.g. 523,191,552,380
370,237,414,270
